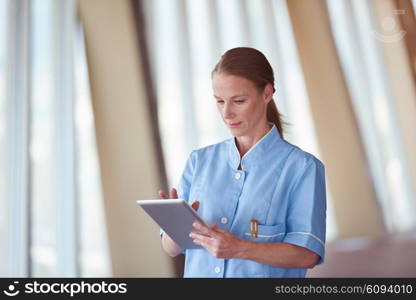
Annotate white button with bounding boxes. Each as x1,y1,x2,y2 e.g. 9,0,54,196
214,266,221,274
221,217,228,224
234,172,241,180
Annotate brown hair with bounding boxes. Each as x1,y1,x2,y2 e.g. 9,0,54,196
212,47,285,138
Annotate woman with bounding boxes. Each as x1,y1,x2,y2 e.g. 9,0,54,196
159,47,326,278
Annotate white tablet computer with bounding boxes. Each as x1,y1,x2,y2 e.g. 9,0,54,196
136,199,206,249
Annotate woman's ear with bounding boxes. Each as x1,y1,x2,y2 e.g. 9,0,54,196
263,83,274,104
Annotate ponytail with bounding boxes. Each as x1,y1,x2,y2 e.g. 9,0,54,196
267,99,284,138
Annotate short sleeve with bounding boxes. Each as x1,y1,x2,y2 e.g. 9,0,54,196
282,157,327,265
177,150,197,202
159,151,197,242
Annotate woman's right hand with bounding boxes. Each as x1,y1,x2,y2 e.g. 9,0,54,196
158,187,200,257
158,188,200,211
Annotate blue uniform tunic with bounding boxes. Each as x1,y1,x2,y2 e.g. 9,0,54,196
174,124,326,277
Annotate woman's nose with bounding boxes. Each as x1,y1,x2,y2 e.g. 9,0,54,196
223,104,235,119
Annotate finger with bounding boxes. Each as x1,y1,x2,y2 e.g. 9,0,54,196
193,221,218,238
158,190,168,199
190,232,213,247
189,231,211,239
192,238,205,247
170,188,178,199
211,222,227,234
191,201,200,211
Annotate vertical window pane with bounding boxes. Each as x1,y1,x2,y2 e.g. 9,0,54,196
216,0,249,49
143,0,194,187
30,0,57,276
0,0,8,276
75,26,111,277
185,0,228,146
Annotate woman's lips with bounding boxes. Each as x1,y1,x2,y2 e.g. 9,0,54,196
228,122,242,128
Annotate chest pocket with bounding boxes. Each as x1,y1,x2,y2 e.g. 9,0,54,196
244,223,285,242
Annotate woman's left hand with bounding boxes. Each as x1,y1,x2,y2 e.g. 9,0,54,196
189,221,245,259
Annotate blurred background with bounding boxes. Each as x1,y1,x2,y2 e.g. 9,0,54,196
0,0,415,277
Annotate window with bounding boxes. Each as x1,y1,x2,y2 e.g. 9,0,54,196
327,0,416,232
75,26,111,277
0,0,110,277
0,0,8,276
30,0,58,276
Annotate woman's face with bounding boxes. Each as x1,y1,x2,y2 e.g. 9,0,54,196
212,73,271,137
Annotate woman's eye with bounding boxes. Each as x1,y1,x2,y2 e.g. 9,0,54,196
216,100,224,104
235,100,246,104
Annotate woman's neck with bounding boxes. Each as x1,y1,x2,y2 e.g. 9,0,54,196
235,122,271,158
